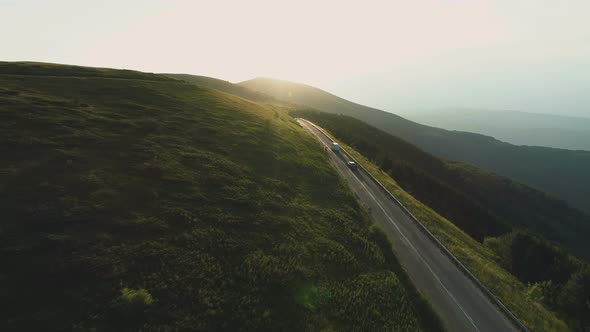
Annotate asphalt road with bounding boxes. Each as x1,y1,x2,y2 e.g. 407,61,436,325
298,119,519,332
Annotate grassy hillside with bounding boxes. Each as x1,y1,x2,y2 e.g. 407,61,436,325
240,78,590,214
292,110,589,330
0,63,442,331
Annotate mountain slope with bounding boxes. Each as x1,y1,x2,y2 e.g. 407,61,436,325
239,78,590,214
0,62,442,331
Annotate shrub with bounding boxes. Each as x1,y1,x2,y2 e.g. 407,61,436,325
119,288,154,307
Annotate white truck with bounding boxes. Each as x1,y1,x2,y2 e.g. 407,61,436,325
331,142,340,152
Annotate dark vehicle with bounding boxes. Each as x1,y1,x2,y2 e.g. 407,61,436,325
347,161,358,170
331,142,341,152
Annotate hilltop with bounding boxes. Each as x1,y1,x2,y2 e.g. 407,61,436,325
239,78,590,214
0,62,442,331
164,73,273,102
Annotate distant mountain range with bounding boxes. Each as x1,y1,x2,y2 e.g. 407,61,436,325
232,77,590,214
398,109,590,151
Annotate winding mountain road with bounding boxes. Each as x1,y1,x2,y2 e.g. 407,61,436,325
298,119,520,332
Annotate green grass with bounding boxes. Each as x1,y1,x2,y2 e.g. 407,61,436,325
337,141,569,332
0,62,443,331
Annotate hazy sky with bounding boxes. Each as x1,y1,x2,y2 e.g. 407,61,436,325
2,0,589,117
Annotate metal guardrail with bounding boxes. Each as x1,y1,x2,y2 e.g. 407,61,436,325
299,118,529,332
